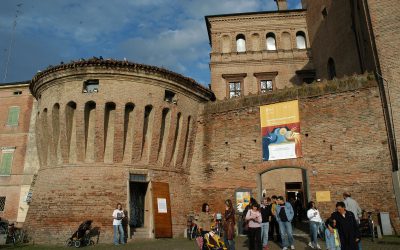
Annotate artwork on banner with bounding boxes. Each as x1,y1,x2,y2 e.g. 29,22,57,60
157,198,167,213
260,100,302,161
235,191,251,212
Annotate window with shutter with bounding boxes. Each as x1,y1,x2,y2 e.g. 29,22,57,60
0,152,13,176
7,107,20,126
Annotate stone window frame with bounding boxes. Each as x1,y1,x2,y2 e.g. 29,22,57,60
0,147,15,176
222,73,247,99
254,72,278,94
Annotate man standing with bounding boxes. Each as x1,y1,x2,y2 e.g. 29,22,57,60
331,202,360,250
261,197,272,250
276,196,295,250
269,195,281,243
112,203,125,245
343,192,362,223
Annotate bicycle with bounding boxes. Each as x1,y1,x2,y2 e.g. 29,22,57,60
359,211,377,242
6,223,24,246
186,214,198,240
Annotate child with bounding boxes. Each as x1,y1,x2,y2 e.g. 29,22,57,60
325,218,340,250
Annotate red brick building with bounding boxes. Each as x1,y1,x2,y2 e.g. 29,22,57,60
0,82,37,226
2,0,400,244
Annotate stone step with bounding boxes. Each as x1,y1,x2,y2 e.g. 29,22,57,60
132,227,151,239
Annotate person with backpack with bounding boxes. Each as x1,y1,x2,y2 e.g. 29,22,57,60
275,196,295,250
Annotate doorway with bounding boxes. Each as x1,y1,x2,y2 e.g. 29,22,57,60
129,174,151,238
129,181,148,228
260,167,309,234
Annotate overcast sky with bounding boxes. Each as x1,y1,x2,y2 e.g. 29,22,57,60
0,0,302,86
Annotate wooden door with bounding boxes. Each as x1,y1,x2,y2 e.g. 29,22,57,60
152,182,172,238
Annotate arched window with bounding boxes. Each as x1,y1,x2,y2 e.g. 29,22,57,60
236,34,246,52
328,58,336,80
296,31,306,49
266,33,277,50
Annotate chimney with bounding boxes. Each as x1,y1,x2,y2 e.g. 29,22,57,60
274,0,288,11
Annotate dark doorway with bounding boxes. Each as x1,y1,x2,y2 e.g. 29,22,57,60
129,181,148,229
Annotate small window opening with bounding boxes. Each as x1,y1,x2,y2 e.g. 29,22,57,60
303,78,315,84
0,197,5,211
322,7,328,18
164,90,176,104
83,79,99,93
260,80,273,93
13,91,22,95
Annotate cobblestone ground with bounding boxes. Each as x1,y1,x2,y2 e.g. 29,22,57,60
1,235,399,250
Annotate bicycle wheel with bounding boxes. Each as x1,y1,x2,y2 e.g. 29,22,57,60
66,239,73,247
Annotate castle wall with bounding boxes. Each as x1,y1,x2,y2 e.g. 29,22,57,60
24,61,212,243
191,75,400,231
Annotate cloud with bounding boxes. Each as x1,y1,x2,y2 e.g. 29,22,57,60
0,0,287,84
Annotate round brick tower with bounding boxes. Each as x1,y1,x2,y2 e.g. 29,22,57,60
25,58,213,244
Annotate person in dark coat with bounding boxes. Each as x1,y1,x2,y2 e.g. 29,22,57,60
223,199,236,250
330,201,360,250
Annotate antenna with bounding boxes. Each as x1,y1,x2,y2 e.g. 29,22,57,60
3,3,23,82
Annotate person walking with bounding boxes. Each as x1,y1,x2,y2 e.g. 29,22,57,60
306,201,322,249
330,201,360,250
260,197,272,250
223,199,236,250
112,203,125,245
246,203,262,250
275,196,295,250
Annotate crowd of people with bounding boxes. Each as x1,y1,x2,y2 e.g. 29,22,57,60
112,191,364,250
194,191,363,250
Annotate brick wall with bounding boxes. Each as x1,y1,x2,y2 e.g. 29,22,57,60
190,74,400,231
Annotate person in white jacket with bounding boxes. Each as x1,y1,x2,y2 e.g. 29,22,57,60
112,203,125,245
307,201,322,249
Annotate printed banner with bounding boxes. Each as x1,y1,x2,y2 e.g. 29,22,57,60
260,100,302,161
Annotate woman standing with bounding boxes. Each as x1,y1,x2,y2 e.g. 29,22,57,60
307,201,322,249
112,203,125,245
197,203,215,250
246,203,262,250
223,199,236,250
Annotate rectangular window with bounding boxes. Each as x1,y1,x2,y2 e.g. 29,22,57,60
0,197,5,211
229,82,241,98
7,106,20,126
260,80,273,93
83,79,99,93
0,151,14,176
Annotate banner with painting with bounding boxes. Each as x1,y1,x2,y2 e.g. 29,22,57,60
260,100,302,161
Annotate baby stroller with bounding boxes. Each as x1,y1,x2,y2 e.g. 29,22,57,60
66,220,94,248
203,230,227,250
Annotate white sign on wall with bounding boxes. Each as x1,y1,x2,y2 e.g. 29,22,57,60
157,198,167,213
